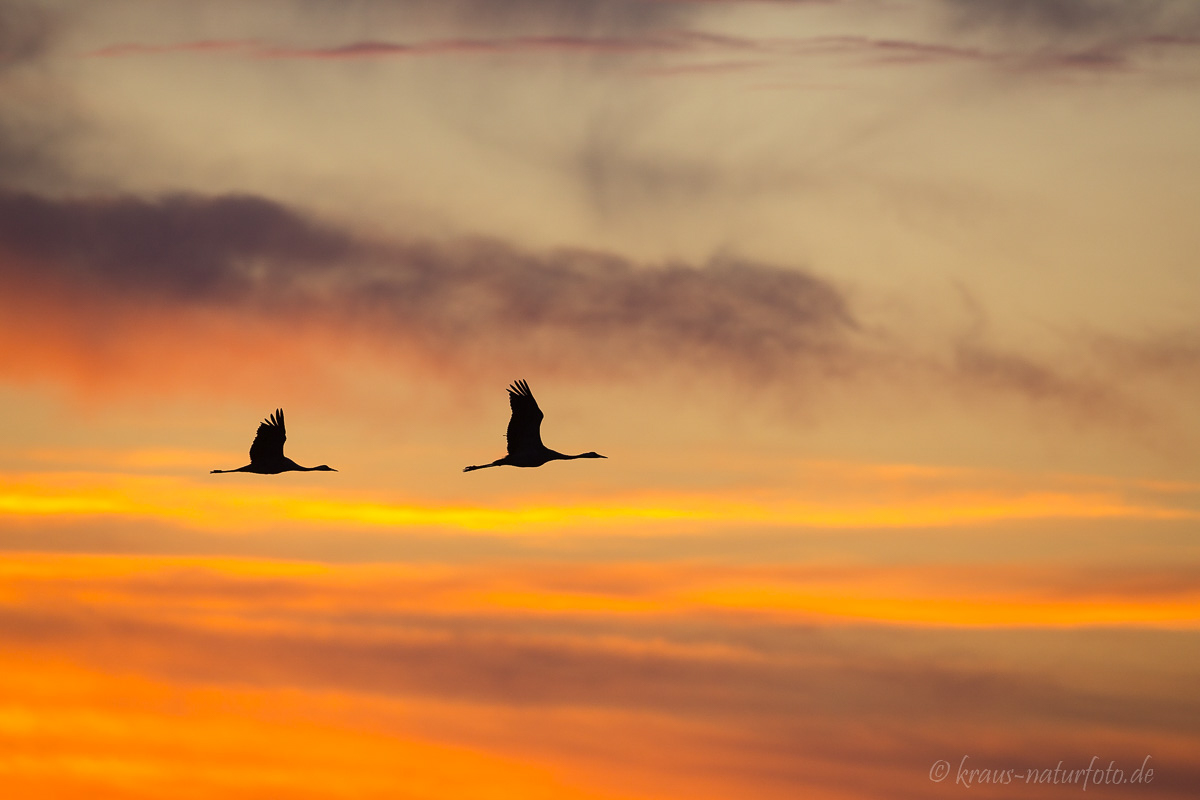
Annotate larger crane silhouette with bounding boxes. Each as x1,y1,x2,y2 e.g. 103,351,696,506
211,409,336,474
464,380,606,472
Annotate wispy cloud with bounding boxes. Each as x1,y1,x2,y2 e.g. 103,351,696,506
90,35,700,60
88,32,973,67
940,0,1200,70
0,3,73,188
85,29,1191,74
88,39,261,58
0,2,51,65
951,341,1115,410
943,0,1200,38
1,554,1199,798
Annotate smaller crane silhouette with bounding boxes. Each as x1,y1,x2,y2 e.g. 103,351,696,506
211,409,336,474
464,380,606,472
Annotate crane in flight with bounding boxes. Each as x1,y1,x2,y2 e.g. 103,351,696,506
464,380,606,472
211,409,336,474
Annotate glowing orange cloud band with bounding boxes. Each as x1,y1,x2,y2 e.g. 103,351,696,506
2,554,1197,628
2,470,1197,534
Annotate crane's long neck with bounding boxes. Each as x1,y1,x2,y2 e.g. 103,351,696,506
280,457,335,472
560,451,605,461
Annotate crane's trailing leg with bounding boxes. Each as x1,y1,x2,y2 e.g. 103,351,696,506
463,459,507,472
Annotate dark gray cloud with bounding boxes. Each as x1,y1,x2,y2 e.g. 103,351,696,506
0,191,356,299
918,1,1200,79
304,0,834,37
436,0,684,35
0,3,68,188
941,0,1200,65
0,1,52,65
0,188,858,381
944,0,1200,36
293,0,692,39
952,342,1113,410
1092,331,1200,383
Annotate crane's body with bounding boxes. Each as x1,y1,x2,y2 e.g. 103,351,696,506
211,409,336,474
464,380,605,472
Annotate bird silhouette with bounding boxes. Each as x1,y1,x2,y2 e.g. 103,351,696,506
210,409,336,474
464,380,606,472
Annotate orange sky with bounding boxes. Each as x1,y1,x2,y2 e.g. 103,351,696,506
2,0,1200,797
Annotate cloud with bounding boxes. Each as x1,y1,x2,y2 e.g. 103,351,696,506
0,2,51,65
0,185,1182,426
0,191,356,300
86,28,1170,78
0,3,72,189
294,0,832,37
389,0,692,36
86,32,985,67
3,555,1200,799
0,188,861,387
3,555,1198,719
1092,331,1200,383
940,0,1200,68
943,0,1200,37
952,342,1113,409
88,39,260,58
817,35,987,65
89,34,703,60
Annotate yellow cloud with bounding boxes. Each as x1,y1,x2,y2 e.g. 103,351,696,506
2,468,1197,534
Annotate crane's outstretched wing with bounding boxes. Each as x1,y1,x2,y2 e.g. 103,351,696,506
249,408,286,464
505,380,544,456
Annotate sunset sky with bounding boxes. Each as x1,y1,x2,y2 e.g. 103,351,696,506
2,0,1200,797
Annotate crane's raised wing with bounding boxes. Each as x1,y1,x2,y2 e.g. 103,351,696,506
249,408,286,464
505,380,544,456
